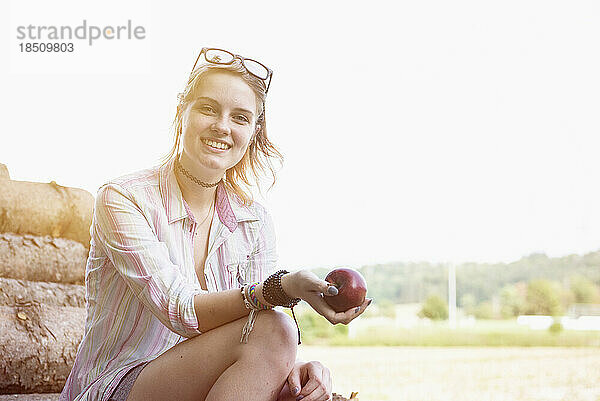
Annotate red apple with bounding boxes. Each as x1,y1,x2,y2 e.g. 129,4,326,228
324,268,368,313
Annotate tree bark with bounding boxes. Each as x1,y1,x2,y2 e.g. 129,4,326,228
0,180,94,249
0,279,85,394
0,277,85,308
0,233,87,285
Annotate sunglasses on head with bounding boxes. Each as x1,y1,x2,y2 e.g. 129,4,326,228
189,47,273,93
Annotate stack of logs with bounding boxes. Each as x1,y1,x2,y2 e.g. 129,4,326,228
0,163,93,400
0,163,358,401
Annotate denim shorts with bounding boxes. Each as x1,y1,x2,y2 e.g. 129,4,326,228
108,362,150,401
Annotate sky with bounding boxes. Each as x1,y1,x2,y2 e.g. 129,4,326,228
2,0,600,270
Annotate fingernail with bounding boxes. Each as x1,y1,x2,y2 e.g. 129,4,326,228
367,298,373,306
292,386,299,395
296,396,304,400
355,306,361,313
327,286,338,296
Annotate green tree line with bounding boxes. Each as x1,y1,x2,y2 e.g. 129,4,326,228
419,275,600,320
310,250,600,318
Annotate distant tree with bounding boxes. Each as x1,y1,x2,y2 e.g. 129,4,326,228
525,279,563,316
460,293,477,316
418,295,448,320
473,301,494,319
548,321,563,334
500,283,526,318
570,275,600,304
560,285,575,311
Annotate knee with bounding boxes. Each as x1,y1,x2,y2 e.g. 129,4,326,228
254,309,299,358
235,310,299,378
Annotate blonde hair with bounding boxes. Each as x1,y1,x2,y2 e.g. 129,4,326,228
158,59,283,206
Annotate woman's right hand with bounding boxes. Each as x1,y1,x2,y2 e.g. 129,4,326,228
281,270,372,325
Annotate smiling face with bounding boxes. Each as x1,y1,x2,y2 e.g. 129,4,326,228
180,70,260,178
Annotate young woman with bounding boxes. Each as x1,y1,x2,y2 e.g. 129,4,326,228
59,47,371,401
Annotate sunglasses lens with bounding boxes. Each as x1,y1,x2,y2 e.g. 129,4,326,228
205,49,234,64
243,59,269,80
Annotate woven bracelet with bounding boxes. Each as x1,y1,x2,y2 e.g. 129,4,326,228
240,283,270,311
240,283,271,344
248,282,272,310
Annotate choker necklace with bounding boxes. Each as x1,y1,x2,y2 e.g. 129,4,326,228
176,158,222,188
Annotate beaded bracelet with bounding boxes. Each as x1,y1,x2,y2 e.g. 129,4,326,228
262,270,302,345
262,270,301,308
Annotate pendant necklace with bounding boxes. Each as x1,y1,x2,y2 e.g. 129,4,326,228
194,200,214,235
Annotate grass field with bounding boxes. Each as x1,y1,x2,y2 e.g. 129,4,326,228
293,311,600,347
296,346,600,401
331,320,600,347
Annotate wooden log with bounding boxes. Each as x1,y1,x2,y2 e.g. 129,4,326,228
0,277,85,308
0,303,85,394
0,180,93,249
0,279,85,394
0,233,87,285
0,394,60,400
0,164,9,180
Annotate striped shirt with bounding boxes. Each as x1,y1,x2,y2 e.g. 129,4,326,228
59,156,278,401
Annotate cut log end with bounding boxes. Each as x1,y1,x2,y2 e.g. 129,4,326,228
0,163,9,180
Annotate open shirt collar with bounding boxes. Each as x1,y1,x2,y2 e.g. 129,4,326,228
158,157,258,232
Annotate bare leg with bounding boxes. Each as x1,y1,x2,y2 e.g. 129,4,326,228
126,310,298,401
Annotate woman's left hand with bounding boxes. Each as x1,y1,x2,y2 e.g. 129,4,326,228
277,360,332,401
